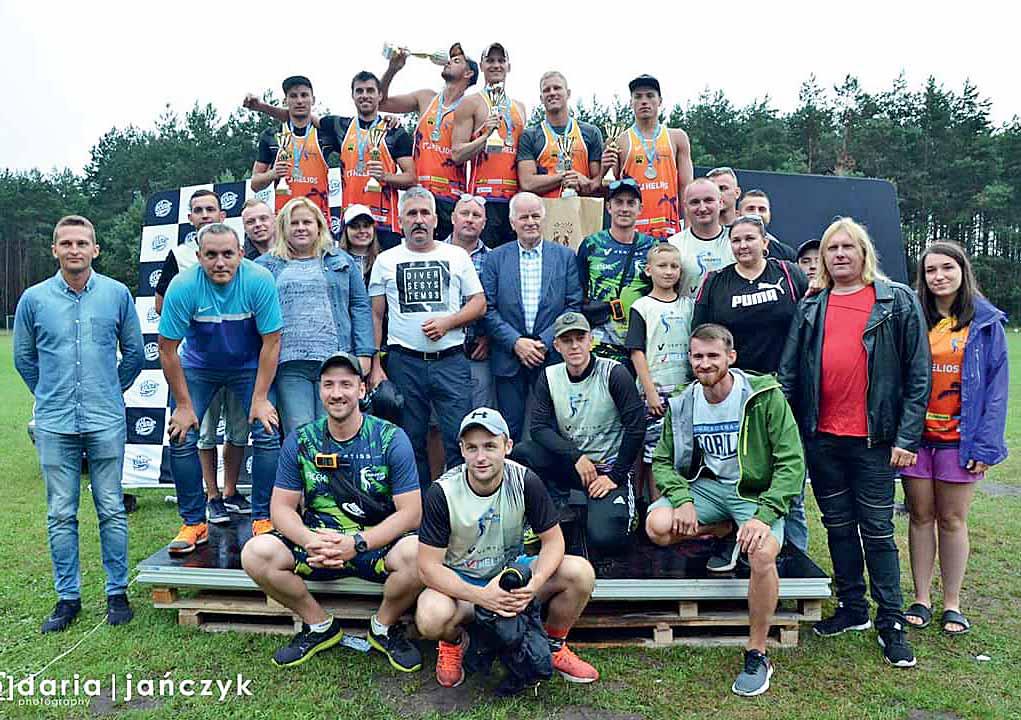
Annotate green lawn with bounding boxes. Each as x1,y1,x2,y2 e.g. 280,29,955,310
1,333,1019,719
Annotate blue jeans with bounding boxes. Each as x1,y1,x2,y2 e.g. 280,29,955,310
495,366,541,443
35,425,129,599
469,357,497,411
170,368,280,523
386,351,471,488
273,360,325,439
785,490,809,554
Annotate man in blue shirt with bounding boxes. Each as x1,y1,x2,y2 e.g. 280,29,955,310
158,223,283,553
14,215,144,633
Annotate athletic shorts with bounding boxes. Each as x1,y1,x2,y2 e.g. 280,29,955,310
197,386,250,449
900,445,981,484
642,391,673,464
650,479,785,546
271,530,392,583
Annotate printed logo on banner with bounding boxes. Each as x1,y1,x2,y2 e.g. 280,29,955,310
395,260,451,313
139,378,160,398
184,230,197,246
136,262,164,299
154,200,173,218
141,334,162,370
215,182,246,217
126,408,166,444
330,215,342,236
220,191,239,212
146,306,159,324
145,189,180,226
135,417,157,437
148,269,162,290
329,176,341,200
131,455,151,472
152,234,169,253
144,342,159,362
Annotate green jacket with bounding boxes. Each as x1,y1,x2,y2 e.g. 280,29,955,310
652,369,805,525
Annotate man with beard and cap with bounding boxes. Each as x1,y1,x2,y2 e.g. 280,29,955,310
452,42,527,248
379,42,480,241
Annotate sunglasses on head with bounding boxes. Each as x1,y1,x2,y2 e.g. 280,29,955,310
706,166,735,178
732,214,765,228
608,178,640,192
459,193,486,207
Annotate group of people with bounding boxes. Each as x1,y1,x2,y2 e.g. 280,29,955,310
11,40,1009,700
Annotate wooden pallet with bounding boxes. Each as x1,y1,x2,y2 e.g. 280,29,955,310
151,587,821,647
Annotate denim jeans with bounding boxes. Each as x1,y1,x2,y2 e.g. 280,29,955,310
806,433,904,628
35,425,129,599
495,366,541,443
469,358,497,412
273,360,325,439
785,490,809,554
197,386,250,450
170,368,280,523
386,351,471,488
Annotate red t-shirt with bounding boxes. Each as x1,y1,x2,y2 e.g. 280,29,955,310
818,286,876,437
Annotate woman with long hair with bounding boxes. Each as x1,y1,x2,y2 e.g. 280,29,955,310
901,242,1008,635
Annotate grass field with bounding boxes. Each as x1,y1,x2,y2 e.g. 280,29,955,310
1,333,1019,719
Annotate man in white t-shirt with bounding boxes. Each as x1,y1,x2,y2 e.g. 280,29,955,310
369,186,487,487
667,178,735,297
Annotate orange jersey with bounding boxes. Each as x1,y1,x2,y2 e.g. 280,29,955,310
924,318,969,443
275,124,331,218
621,125,680,238
534,120,590,199
339,118,399,232
469,95,524,201
414,93,466,201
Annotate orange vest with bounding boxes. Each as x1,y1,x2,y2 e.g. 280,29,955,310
275,124,331,218
469,95,524,201
621,125,680,238
924,318,969,443
414,93,466,201
339,117,399,231
535,119,589,199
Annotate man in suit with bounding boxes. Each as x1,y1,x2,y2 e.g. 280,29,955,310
481,191,583,441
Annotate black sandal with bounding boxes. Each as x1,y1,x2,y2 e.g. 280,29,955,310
941,609,971,636
904,603,932,629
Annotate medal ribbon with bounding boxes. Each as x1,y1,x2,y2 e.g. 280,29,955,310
356,115,384,170
635,122,660,169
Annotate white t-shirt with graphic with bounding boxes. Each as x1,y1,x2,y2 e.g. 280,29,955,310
667,227,736,298
692,371,745,483
368,241,482,352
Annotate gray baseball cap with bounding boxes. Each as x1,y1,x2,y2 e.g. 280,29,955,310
552,311,591,339
459,407,510,438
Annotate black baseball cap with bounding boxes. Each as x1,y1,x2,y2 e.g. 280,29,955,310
318,352,364,379
607,178,642,201
796,239,820,260
282,75,313,94
481,42,508,61
628,74,661,95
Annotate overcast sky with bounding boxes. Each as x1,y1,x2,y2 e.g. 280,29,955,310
2,0,1017,174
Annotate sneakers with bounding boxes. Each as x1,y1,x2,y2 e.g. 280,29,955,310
272,618,344,667
878,623,917,668
252,519,274,536
813,605,873,637
41,599,81,634
168,523,209,555
706,531,740,573
551,643,599,683
106,594,133,626
436,633,468,688
368,622,423,672
223,492,252,514
732,649,773,696
206,496,230,524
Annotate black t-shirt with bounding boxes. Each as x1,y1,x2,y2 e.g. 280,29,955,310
333,117,413,162
256,115,346,165
154,251,181,297
418,469,559,549
692,258,808,374
766,232,796,262
518,120,604,171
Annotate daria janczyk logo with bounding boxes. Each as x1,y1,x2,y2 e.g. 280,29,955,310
0,672,253,706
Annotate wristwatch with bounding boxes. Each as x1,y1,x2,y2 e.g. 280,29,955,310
353,532,369,554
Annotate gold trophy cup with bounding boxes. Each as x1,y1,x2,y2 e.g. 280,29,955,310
382,42,449,66
557,134,578,198
601,120,627,186
365,127,388,193
275,126,294,197
485,83,507,153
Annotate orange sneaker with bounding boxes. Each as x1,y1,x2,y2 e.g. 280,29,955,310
252,519,274,536
168,523,208,555
552,643,599,683
436,634,468,688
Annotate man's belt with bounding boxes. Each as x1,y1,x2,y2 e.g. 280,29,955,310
389,344,463,361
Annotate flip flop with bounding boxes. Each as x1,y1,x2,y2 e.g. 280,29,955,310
904,603,932,629
941,609,971,636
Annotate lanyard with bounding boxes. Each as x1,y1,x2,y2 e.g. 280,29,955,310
634,123,660,179
288,121,313,180
432,90,464,141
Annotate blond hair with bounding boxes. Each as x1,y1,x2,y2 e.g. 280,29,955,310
52,215,96,244
814,217,888,290
646,242,680,264
272,197,332,260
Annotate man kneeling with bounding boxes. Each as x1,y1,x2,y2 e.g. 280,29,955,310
645,324,804,697
242,352,424,671
416,408,599,688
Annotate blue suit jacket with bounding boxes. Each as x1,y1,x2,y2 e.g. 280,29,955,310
482,239,583,377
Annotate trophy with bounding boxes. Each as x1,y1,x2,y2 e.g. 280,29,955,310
485,83,507,153
600,120,627,186
364,126,388,193
557,134,578,198
382,42,449,66
275,125,294,198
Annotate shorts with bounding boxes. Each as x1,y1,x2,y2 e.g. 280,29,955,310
642,390,673,464
197,387,249,450
650,479,785,546
900,445,980,484
272,530,393,583
455,553,536,588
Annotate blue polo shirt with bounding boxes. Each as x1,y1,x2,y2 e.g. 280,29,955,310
159,259,283,370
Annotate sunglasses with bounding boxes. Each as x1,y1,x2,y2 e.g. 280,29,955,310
732,214,766,228
608,178,640,192
459,193,486,207
706,166,735,178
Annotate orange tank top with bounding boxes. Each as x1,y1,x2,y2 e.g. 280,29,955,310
339,117,399,231
275,124,331,218
469,94,524,201
535,119,589,199
924,318,969,443
414,92,466,201
621,124,680,238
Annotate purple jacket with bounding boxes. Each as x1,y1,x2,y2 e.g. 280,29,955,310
956,297,1009,467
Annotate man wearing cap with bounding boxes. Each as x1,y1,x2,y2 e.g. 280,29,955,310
518,71,604,198
602,75,692,239
416,407,599,688
736,189,796,262
668,178,735,298
379,43,480,241
368,187,486,487
241,352,424,672
452,43,528,248
576,179,655,366
241,198,276,259
482,192,583,441
511,312,644,554
796,239,820,283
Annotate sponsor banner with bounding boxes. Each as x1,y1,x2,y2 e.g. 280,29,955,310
123,370,168,408
135,296,160,335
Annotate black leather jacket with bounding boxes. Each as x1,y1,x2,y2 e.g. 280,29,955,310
777,280,931,451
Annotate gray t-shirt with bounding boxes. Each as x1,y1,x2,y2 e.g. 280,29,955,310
518,120,604,167
692,371,745,483
277,257,339,364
